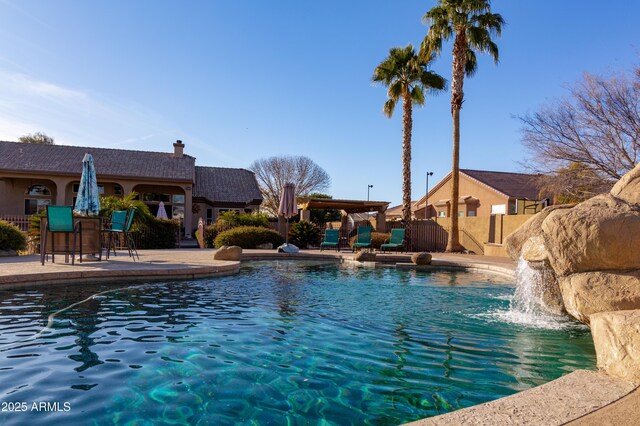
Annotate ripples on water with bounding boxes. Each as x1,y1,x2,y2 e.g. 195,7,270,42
0,261,595,425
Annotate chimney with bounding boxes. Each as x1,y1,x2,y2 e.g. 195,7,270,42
173,140,184,158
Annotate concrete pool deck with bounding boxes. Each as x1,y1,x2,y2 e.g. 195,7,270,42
0,248,637,425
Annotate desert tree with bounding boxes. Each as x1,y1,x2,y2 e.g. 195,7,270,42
249,155,331,216
521,67,640,202
372,44,445,249
421,0,504,252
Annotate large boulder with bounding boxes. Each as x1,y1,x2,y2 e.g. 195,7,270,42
541,194,640,277
610,163,640,205
353,251,376,262
558,270,640,324
411,252,432,265
213,245,242,261
591,309,640,384
504,204,574,261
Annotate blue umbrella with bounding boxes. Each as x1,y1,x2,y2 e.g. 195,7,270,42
74,153,101,216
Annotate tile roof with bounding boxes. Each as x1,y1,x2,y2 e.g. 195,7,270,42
193,166,262,205
0,140,195,181
461,169,542,199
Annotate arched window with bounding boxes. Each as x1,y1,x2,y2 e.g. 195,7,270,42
25,184,52,214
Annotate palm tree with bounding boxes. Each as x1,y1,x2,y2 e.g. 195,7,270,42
421,0,504,252
373,44,445,249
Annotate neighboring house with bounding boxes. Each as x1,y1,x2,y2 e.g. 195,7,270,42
0,140,262,237
414,169,549,219
385,202,420,221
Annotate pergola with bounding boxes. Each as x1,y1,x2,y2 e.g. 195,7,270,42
297,198,390,232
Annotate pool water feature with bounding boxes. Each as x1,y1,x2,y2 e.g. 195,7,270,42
0,261,595,425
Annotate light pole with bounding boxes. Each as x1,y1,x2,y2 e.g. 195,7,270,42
425,172,433,219
367,184,373,201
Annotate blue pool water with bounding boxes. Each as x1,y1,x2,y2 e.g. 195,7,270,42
0,261,595,425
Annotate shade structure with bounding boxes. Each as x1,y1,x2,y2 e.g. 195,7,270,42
157,201,169,220
74,153,101,216
277,183,297,245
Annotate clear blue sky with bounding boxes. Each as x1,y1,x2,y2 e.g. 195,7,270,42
0,1,638,206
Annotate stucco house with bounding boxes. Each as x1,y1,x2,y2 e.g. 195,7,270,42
0,140,262,237
413,169,549,219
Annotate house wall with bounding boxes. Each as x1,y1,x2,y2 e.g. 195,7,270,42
426,174,512,218
0,177,59,215
190,203,261,232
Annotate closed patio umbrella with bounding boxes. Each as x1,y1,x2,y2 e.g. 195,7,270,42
74,153,100,216
277,183,298,249
157,201,169,220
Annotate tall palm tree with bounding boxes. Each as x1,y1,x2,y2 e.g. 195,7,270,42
373,44,445,249
421,0,504,252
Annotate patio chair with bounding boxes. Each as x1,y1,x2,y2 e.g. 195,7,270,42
320,229,340,251
105,207,139,261
104,210,127,259
41,205,82,266
380,228,406,253
351,226,372,252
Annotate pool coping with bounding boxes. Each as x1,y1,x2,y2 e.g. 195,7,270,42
0,248,637,424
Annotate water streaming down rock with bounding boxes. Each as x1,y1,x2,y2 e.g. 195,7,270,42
500,257,574,330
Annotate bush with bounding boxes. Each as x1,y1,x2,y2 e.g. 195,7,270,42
0,220,27,252
204,211,270,248
214,226,284,249
349,231,390,250
136,218,179,249
288,221,321,249
100,192,152,225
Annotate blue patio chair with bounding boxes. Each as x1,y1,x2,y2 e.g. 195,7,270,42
41,205,82,265
320,229,340,251
351,226,372,252
104,210,127,259
380,228,406,253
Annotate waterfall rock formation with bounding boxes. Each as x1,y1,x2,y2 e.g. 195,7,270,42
505,163,640,325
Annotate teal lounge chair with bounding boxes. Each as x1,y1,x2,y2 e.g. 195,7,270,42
320,229,340,251
380,228,406,253
352,226,372,252
41,205,82,265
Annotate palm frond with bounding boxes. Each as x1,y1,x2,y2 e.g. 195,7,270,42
411,87,425,105
383,99,396,118
464,49,477,77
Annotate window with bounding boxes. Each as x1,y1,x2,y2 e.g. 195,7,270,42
143,193,170,202
206,208,214,225
172,194,185,204
114,185,123,196
172,206,185,220
24,184,52,214
24,199,50,214
438,211,446,217
458,211,465,217
467,210,477,217
25,184,50,196
491,204,506,215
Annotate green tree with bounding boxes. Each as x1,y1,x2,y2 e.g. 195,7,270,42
421,0,504,252
373,44,445,249
18,131,55,145
307,193,342,224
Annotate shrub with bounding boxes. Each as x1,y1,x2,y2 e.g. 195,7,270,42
288,221,321,249
137,218,180,249
100,192,152,225
0,220,27,252
204,211,270,248
214,226,284,249
349,231,390,250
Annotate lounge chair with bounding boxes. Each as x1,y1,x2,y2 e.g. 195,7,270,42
320,229,340,251
41,205,82,265
105,207,139,260
380,228,406,253
351,226,372,252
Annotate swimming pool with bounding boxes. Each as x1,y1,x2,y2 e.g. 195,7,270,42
0,261,595,425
